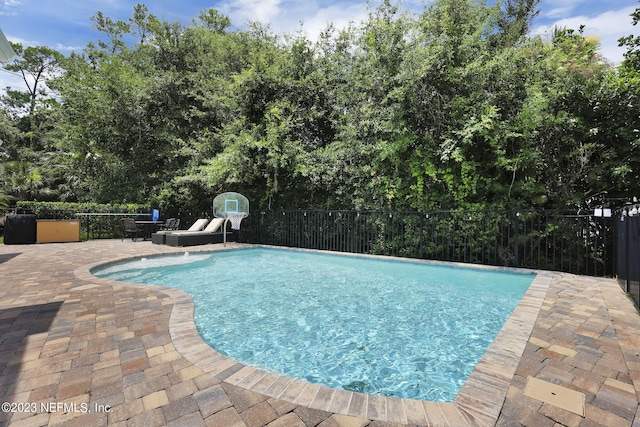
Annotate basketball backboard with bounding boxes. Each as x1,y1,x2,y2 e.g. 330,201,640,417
213,192,249,218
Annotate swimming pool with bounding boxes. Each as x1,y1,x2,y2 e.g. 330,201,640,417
93,247,534,401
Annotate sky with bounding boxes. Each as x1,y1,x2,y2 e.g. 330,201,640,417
0,0,637,91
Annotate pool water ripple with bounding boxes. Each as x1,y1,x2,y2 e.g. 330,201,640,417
94,247,534,401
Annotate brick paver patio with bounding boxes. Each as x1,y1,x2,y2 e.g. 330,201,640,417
0,240,639,426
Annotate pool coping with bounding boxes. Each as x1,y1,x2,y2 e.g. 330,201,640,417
74,244,552,426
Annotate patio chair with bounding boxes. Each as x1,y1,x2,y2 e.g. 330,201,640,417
159,218,177,231
121,218,142,242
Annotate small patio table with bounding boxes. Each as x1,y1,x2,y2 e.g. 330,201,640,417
135,220,164,240
76,213,150,240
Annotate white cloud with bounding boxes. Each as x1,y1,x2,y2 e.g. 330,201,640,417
219,0,370,41
224,0,283,25
0,68,26,96
1,0,21,9
545,7,573,20
52,43,84,53
533,6,637,64
0,0,19,17
5,34,33,46
297,3,369,40
539,0,586,19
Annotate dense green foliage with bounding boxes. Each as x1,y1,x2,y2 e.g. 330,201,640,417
2,0,640,215
15,201,150,218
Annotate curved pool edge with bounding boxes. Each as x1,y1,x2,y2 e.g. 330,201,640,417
74,244,553,426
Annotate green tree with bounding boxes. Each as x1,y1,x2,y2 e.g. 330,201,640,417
52,6,197,202
40,0,640,213
619,1,640,71
0,109,20,160
1,44,63,118
492,0,540,48
0,160,52,201
1,44,63,158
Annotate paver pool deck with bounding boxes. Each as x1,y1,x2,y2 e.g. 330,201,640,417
0,240,639,427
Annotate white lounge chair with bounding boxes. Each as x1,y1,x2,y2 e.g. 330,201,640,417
151,218,210,244
163,218,228,247
152,218,230,246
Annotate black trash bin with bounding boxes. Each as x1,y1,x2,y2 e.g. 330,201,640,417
4,214,37,244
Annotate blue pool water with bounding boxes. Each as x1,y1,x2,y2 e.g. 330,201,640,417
93,247,534,401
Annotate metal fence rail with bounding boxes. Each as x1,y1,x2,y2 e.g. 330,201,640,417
238,209,614,277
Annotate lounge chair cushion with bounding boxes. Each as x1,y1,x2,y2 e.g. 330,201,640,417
187,218,210,231
203,218,224,233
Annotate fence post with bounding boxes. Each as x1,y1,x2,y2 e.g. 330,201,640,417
625,211,630,293
514,210,520,267
419,213,424,259
349,212,355,253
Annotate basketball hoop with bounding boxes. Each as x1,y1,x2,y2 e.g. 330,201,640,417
213,192,250,247
228,212,246,230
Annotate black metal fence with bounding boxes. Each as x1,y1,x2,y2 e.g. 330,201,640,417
238,209,614,277
615,204,640,309
1,206,153,240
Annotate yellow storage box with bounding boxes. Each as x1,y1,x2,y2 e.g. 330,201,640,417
36,220,81,243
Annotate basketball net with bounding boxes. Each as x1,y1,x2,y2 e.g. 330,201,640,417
228,213,245,230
